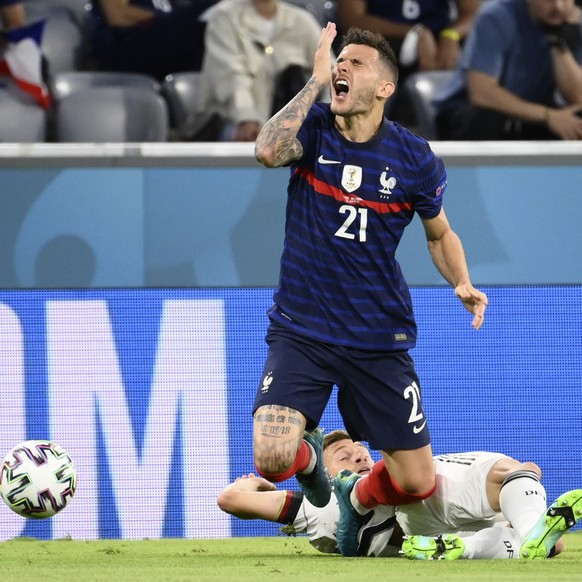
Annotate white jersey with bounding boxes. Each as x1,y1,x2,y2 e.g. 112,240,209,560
396,452,510,535
290,451,510,556
290,496,400,557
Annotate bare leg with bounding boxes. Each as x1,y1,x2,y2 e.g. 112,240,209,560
485,458,542,512
381,444,436,495
350,444,436,513
253,405,307,478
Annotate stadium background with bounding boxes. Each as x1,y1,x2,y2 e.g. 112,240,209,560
0,142,579,541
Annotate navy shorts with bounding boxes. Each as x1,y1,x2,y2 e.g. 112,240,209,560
253,322,430,451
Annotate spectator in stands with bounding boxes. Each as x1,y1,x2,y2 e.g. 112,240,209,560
0,0,26,30
194,0,327,142
434,0,582,140
335,0,479,75
87,0,218,81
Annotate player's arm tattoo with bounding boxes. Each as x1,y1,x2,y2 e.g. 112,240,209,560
255,77,324,167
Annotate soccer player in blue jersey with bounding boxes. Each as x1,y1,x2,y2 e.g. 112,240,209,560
251,22,488,556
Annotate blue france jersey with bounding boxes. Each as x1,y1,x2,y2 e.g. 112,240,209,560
268,103,446,350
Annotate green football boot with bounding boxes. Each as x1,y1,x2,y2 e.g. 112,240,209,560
520,489,582,559
401,534,465,560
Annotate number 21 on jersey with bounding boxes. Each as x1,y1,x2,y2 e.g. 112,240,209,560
334,204,368,242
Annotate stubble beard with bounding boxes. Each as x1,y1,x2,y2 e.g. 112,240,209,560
331,86,376,117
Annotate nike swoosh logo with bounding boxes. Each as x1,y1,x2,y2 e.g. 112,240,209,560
318,155,341,164
413,420,427,434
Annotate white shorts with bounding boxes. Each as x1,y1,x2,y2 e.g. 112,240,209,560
396,452,510,536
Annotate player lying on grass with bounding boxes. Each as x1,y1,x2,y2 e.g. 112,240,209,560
217,429,582,559
218,429,401,557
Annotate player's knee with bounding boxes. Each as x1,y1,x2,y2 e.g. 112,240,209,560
393,472,436,497
520,461,542,479
407,479,436,499
494,461,542,487
393,479,436,504
489,458,542,487
500,463,542,490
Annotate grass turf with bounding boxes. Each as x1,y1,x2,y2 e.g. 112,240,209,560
2,532,582,582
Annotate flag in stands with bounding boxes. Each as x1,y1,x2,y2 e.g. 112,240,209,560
0,20,51,109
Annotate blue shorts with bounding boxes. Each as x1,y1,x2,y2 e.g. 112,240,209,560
253,322,430,451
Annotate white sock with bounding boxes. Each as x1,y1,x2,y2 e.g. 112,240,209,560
461,527,521,559
349,481,370,516
498,470,547,541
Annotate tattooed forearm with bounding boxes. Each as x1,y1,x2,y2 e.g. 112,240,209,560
255,76,325,168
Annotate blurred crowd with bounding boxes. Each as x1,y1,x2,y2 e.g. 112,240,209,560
1,0,582,142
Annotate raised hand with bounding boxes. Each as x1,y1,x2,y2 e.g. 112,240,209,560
312,22,337,86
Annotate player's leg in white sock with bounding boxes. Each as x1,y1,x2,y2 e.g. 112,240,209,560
461,527,521,559
498,470,547,540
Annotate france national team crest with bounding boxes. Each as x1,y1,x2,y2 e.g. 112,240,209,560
379,167,397,198
342,165,362,193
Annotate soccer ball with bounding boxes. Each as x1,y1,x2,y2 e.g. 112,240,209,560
0,440,77,519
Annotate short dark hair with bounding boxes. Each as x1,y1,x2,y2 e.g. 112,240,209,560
339,27,399,84
323,429,352,450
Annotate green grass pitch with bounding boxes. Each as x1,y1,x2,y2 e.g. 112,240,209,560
2,532,582,582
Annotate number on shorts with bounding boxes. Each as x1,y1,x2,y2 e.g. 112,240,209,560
404,381,426,434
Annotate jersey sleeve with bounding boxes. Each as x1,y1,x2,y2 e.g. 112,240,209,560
275,490,305,525
410,147,447,220
295,103,329,168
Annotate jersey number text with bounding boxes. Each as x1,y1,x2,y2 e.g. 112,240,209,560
334,205,368,242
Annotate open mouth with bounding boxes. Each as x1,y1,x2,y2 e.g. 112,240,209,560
333,79,349,99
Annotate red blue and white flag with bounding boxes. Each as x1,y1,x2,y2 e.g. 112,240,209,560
0,20,51,109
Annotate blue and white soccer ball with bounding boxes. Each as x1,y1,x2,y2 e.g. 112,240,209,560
0,440,77,519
